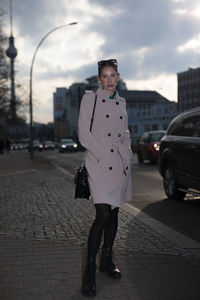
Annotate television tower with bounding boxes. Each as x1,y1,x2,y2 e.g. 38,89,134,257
6,0,17,121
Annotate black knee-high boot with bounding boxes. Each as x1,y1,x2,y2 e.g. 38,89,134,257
100,207,121,279
99,246,121,279
82,204,111,296
81,257,96,297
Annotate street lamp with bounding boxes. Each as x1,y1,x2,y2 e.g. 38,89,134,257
29,22,78,158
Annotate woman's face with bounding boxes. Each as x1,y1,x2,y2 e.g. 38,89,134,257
98,66,120,95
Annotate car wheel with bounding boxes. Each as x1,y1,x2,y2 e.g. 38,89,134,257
163,164,186,200
137,152,143,164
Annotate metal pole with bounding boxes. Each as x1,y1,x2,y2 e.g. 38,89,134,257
9,0,13,36
29,22,77,158
9,40,17,120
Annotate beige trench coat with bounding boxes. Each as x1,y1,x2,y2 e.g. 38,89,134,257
78,87,132,207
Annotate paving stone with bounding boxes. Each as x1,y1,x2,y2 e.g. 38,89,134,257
1,152,200,299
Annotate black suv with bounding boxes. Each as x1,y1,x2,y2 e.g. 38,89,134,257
159,107,200,200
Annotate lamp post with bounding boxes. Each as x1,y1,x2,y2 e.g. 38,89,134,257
29,22,77,158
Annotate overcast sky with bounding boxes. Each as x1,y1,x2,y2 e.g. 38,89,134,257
1,0,200,123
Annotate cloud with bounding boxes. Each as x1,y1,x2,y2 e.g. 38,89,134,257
1,0,200,123
86,0,200,70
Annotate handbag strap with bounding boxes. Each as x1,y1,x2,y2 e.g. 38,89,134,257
89,93,97,132
82,93,97,167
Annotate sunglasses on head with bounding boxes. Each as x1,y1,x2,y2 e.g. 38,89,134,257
98,59,118,67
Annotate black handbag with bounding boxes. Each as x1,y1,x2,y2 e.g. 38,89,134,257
74,165,90,199
74,93,97,199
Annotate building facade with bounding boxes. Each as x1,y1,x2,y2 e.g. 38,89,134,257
53,77,98,141
127,100,177,143
121,90,177,143
53,88,68,141
53,77,178,143
178,67,200,112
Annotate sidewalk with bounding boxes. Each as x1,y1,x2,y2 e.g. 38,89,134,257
0,151,200,300
0,150,52,175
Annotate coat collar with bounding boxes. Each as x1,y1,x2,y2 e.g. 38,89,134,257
96,87,120,100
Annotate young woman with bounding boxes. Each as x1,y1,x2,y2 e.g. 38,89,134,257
78,59,132,297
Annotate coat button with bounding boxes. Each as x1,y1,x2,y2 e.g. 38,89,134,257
126,166,128,170
111,149,114,152
120,116,123,119
118,133,121,137
109,167,112,170
102,99,106,103
116,101,119,105
108,133,111,137
106,114,109,118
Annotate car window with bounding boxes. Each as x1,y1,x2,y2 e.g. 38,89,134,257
168,120,183,136
194,119,200,137
61,139,73,143
169,116,200,137
182,120,194,137
150,132,165,141
141,133,149,142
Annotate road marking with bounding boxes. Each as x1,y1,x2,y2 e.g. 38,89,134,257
51,163,74,178
0,169,36,176
123,203,200,250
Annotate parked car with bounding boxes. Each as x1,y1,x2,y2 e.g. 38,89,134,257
10,143,19,150
33,140,43,151
159,107,200,200
58,138,78,153
43,141,55,150
137,130,166,164
10,142,27,150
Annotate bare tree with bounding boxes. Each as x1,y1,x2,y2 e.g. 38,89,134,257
0,8,28,139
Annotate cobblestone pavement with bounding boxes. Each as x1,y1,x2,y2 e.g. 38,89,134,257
0,151,200,299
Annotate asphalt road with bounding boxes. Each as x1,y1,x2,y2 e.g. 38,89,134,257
42,150,200,243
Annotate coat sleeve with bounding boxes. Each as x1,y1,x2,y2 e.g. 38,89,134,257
121,102,132,157
122,102,131,148
78,93,107,161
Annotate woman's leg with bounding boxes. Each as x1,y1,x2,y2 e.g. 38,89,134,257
100,207,121,279
103,207,119,248
82,204,111,297
87,203,111,258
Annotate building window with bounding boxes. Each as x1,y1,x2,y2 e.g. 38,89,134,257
144,124,150,131
157,108,162,115
152,124,158,130
134,125,138,134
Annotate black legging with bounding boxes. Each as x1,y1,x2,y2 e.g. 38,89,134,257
87,204,119,259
